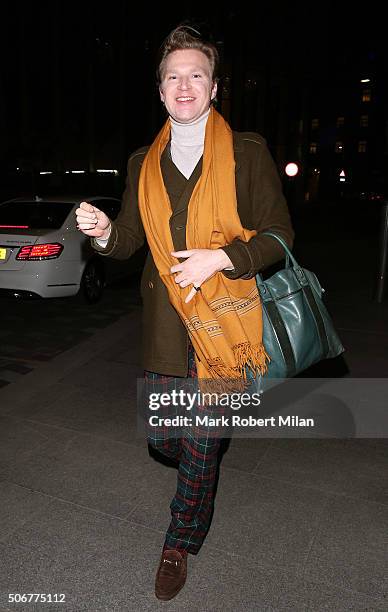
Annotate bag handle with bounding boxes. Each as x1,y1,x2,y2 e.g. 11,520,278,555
261,231,298,268
258,231,308,287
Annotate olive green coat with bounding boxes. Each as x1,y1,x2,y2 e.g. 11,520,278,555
92,131,294,376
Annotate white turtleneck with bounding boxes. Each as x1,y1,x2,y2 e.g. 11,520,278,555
170,109,210,179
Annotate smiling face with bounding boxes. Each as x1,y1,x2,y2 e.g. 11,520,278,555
159,49,217,124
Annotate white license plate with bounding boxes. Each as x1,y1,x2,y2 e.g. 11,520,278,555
0,248,7,260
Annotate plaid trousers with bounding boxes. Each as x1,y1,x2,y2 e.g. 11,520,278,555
144,342,223,555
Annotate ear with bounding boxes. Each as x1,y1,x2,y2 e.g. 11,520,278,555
159,87,165,104
210,81,218,101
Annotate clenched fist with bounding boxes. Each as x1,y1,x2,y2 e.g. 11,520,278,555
75,201,111,239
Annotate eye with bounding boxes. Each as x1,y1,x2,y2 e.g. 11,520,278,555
192,73,202,78
167,75,177,80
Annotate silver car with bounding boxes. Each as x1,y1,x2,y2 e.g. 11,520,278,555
0,195,143,302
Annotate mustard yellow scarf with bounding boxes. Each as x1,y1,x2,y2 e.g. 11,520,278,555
138,107,269,388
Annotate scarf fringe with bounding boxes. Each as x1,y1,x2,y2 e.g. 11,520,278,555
202,342,270,395
233,342,270,381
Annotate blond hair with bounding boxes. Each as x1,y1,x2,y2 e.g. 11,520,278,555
156,24,219,85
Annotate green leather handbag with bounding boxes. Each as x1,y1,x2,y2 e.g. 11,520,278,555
255,232,345,380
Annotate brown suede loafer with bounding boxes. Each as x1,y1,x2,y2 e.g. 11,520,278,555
155,549,187,601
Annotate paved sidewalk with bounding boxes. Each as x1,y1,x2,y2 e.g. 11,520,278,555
0,273,142,389
0,229,387,610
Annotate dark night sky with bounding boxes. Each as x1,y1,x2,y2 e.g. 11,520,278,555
2,1,387,174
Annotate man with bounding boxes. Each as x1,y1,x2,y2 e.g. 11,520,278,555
76,25,294,601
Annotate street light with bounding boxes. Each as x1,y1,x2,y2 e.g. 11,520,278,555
285,162,299,177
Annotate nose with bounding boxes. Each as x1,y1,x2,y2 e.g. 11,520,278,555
178,76,191,90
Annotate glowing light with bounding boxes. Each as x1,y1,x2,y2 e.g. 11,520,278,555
16,243,64,260
285,162,299,177
96,169,119,175
360,78,370,83
0,225,29,229
39,171,53,175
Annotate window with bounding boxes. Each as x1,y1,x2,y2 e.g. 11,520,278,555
336,116,345,127
245,77,257,90
360,115,369,127
358,141,367,153
309,142,317,154
221,76,231,97
0,201,74,229
97,199,122,220
311,118,319,129
362,89,371,102
335,141,344,153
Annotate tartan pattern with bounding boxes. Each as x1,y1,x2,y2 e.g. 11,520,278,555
145,342,223,555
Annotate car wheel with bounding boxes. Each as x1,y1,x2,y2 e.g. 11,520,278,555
80,261,105,304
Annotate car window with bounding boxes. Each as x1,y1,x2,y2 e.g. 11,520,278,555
0,201,74,229
95,199,121,221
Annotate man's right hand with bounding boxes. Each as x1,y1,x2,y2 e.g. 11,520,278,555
75,201,111,239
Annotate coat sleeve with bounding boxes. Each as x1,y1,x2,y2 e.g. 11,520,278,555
220,135,294,279
90,149,147,260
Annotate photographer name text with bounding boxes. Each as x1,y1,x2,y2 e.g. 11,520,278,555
148,415,315,428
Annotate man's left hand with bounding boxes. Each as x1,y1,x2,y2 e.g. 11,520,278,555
170,249,233,303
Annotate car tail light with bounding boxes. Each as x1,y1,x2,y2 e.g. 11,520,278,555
0,225,30,229
16,243,64,260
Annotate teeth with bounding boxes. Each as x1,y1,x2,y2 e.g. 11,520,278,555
177,97,194,101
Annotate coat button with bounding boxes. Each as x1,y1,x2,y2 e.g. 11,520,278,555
148,281,154,289
175,225,184,230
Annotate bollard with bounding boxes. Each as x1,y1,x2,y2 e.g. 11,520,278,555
376,200,388,303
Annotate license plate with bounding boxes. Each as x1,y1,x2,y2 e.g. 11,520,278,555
0,248,7,260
